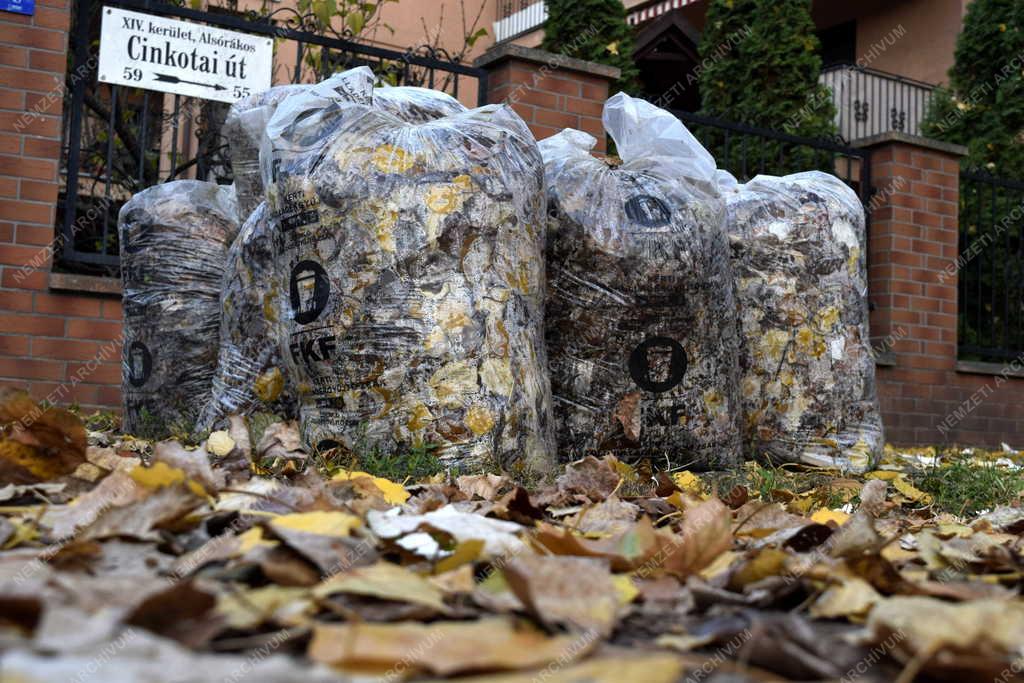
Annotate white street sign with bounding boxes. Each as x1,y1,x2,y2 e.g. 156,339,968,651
97,6,272,103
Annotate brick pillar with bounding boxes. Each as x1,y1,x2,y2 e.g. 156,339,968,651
0,2,125,411
856,132,969,445
474,44,620,153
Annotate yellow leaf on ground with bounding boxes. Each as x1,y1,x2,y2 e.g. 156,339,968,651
430,652,685,683
612,574,639,605
237,527,278,554
810,577,881,619
811,508,851,526
434,538,484,574
308,617,596,676
216,586,312,629
130,462,186,490
313,561,447,613
892,476,933,505
269,511,362,537
672,471,704,495
332,470,410,504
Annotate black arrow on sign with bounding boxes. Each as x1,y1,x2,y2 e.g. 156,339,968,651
153,73,227,91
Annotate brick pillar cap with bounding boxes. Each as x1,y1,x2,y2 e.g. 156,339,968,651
852,131,968,157
473,43,620,81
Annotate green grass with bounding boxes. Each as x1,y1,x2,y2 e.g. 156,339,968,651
312,424,445,482
911,456,1024,515
353,440,445,481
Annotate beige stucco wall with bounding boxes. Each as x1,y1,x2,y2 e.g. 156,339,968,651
853,0,963,85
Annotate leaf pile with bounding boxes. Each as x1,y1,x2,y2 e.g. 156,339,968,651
1,392,1023,682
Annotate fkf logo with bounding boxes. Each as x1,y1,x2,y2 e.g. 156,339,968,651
290,334,336,366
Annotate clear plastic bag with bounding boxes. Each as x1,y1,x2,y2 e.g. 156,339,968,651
263,100,555,473
371,85,466,122
119,180,239,438
200,73,467,432
725,171,883,471
539,93,743,468
196,202,295,431
224,69,374,223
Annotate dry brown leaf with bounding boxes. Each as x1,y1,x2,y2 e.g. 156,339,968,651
313,561,448,613
532,515,661,572
656,497,733,578
503,555,619,636
0,388,87,484
428,651,687,683
862,597,1024,679
307,617,596,676
555,455,621,501
564,496,640,536
456,473,509,500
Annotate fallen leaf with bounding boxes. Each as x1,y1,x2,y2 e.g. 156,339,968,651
891,475,933,505
457,473,509,500
215,585,312,630
332,470,409,505
368,505,526,559
504,555,619,635
0,389,86,484
657,498,733,577
307,617,596,676
532,515,661,572
206,431,235,457
809,577,881,619
433,652,686,683
862,597,1024,678
672,471,704,496
313,561,447,613
810,508,850,526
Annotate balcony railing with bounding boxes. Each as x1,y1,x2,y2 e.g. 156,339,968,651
821,64,936,142
494,1,546,42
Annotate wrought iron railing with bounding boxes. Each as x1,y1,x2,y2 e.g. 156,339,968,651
494,0,546,42
820,63,936,142
958,171,1024,362
673,110,872,210
57,0,489,275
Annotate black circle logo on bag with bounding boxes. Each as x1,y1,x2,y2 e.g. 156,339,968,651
127,341,152,388
289,260,330,324
624,195,671,228
628,336,687,393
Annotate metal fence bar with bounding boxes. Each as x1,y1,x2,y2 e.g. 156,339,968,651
958,170,1024,361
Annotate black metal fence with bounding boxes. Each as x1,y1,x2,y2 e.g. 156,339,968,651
57,0,489,275
673,110,873,211
958,170,1024,362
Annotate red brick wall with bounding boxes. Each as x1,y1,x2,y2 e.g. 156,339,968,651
0,1,124,412
866,136,1024,447
477,48,616,153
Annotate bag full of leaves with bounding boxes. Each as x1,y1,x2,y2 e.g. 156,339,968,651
119,180,239,438
371,85,467,122
539,93,743,469
198,77,466,432
223,69,374,223
263,97,555,474
723,171,883,471
196,202,297,432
